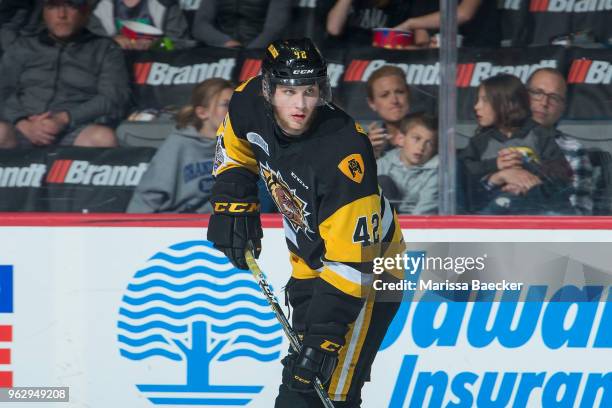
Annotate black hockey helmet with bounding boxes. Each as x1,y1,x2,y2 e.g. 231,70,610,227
262,38,332,105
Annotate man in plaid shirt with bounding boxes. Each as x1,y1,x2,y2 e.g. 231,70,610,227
527,68,594,215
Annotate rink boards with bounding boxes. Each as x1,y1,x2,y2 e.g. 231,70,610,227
0,215,610,407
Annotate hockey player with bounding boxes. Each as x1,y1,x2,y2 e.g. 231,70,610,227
207,38,404,407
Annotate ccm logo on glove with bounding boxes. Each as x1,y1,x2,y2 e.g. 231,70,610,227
213,202,260,213
293,375,311,385
320,340,342,353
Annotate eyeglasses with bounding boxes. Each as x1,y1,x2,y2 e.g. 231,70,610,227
528,88,565,107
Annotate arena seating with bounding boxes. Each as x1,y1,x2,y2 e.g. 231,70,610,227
1,0,611,214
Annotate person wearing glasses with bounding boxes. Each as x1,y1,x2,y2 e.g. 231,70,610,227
459,74,573,215
527,68,594,215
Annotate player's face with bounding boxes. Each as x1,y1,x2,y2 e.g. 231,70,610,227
272,84,320,136
367,75,410,123
528,71,566,128
399,124,436,166
474,87,496,128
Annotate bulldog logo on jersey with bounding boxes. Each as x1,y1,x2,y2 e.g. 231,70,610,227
260,163,313,237
338,154,365,183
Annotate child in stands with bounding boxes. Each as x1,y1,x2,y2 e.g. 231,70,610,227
459,74,573,214
128,78,233,213
377,112,439,214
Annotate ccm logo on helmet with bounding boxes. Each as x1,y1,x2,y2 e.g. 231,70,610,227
293,69,315,75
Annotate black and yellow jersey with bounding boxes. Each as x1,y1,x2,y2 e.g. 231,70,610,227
213,76,403,333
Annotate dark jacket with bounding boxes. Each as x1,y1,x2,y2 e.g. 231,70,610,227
459,120,573,212
0,28,130,127
192,0,290,48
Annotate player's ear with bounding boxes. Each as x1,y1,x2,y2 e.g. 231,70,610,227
195,106,210,121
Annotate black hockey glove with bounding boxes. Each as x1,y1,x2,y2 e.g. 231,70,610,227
288,345,339,393
288,323,345,393
207,180,262,270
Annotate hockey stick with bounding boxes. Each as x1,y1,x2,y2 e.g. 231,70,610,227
244,249,336,408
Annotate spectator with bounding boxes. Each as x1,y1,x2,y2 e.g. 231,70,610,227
459,74,573,215
393,0,501,48
127,78,234,213
191,0,290,49
88,0,189,50
377,112,438,214
527,68,594,215
0,0,130,148
324,0,429,48
366,65,410,158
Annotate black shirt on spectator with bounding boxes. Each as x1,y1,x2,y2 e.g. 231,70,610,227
412,0,501,47
322,0,413,47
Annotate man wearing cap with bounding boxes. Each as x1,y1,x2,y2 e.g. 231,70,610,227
0,0,130,148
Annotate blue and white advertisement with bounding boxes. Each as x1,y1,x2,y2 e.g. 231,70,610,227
0,220,610,407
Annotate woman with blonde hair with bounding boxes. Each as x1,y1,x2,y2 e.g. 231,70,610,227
365,65,411,158
128,78,234,213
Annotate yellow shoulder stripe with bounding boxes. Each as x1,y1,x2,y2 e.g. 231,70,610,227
235,77,255,93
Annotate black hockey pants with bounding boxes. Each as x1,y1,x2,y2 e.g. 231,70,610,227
274,277,400,407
